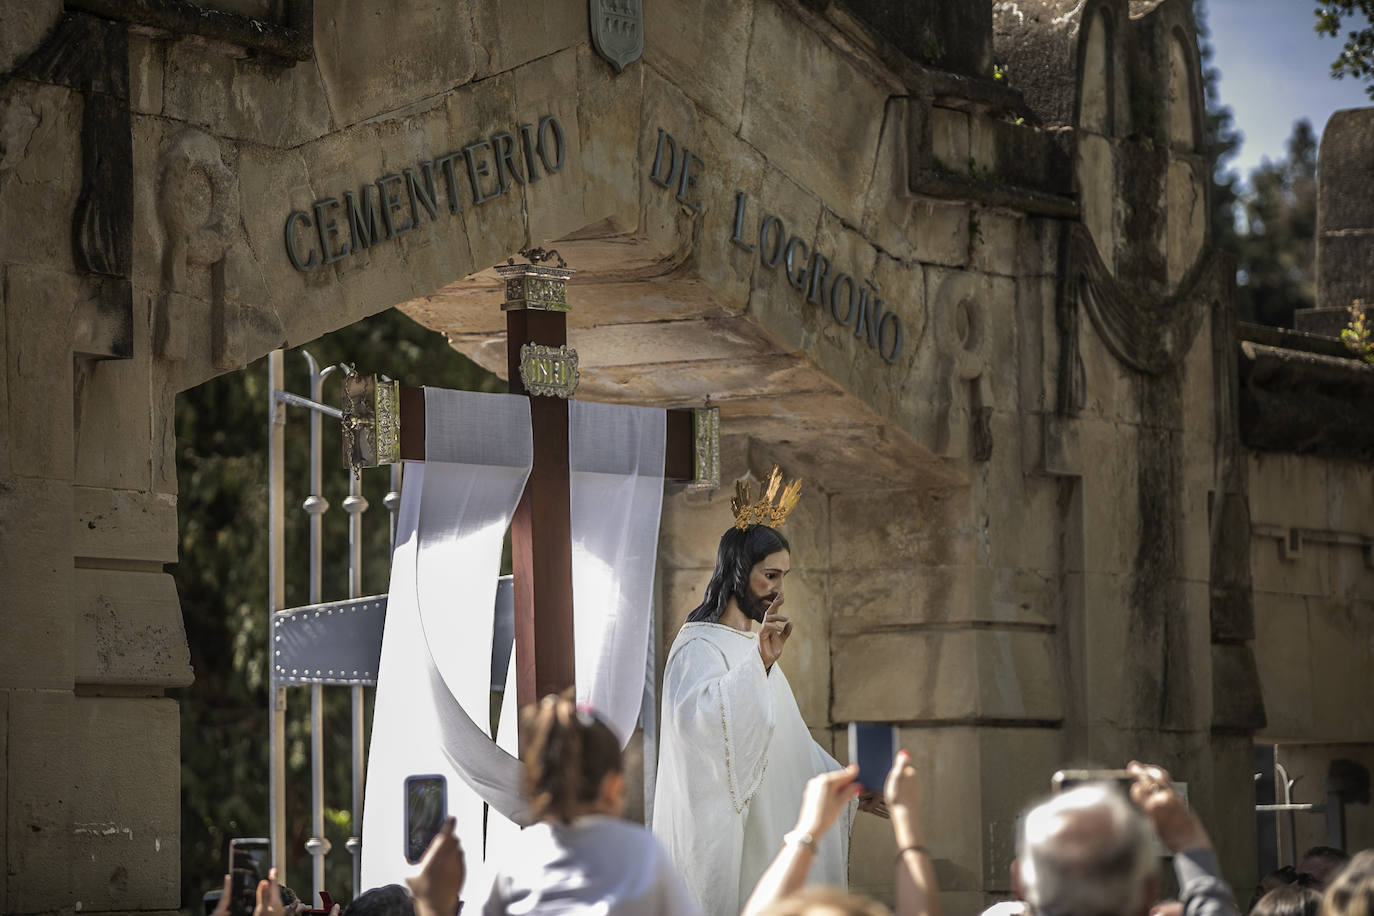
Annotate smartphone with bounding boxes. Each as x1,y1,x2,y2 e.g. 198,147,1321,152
847,722,897,792
1051,769,1135,795
227,837,270,916
405,774,447,864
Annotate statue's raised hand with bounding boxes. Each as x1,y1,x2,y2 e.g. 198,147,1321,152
758,595,792,671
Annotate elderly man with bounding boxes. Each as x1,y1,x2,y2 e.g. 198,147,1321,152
1013,761,1238,916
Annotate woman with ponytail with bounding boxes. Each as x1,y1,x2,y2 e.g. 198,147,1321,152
481,692,701,916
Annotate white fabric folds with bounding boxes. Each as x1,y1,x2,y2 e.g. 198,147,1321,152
568,400,667,743
361,393,667,898
360,389,533,897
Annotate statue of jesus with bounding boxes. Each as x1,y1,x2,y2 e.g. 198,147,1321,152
651,469,879,915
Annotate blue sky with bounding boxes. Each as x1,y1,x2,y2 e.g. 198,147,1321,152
1207,0,1370,182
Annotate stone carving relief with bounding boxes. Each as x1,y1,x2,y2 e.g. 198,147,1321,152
156,128,242,369
931,271,993,461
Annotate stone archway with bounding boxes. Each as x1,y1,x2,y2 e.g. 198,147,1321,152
2,0,1274,912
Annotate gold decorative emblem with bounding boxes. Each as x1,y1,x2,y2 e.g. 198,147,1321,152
519,343,580,398
731,466,801,530
496,248,574,311
691,405,720,491
341,368,401,474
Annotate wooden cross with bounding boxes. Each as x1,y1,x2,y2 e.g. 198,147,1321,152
379,255,707,714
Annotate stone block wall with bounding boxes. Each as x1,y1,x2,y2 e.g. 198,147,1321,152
1250,453,1374,860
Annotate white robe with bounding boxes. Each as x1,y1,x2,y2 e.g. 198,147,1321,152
652,622,852,916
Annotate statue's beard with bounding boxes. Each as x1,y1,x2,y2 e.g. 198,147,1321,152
740,588,777,625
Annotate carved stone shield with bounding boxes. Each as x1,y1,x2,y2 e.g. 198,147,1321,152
589,0,643,73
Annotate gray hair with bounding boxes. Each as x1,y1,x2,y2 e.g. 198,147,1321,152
1016,785,1158,916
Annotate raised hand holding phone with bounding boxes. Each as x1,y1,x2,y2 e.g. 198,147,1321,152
405,775,449,865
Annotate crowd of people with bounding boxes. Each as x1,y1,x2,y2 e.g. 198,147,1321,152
210,692,1374,916
212,507,1369,916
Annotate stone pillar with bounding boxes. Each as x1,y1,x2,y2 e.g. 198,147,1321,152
2,9,194,913
1295,107,1374,336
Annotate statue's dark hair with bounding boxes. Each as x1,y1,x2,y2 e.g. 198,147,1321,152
686,525,791,623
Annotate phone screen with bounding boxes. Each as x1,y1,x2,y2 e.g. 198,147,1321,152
1051,769,1135,794
847,722,897,792
227,838,269,916
405,774,447,864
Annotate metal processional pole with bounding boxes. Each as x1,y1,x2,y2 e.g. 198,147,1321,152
267,349,289,884
303,352,335,905
343,428,371,899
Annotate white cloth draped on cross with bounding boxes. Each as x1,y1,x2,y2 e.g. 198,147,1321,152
360,388,667,899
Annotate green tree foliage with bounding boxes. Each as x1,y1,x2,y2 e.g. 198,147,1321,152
173,308,499,910
1316,0,1374,99
1234,120,1319,327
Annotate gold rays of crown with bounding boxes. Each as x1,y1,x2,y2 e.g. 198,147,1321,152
731,466,802,530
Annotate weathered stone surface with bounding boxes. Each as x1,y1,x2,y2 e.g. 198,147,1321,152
1316,231,1374,312
6,689,73,914
1317,108,1374,233
523,48,604,250
1252,591,1311,740
0,84,81,276
5,267,76,477
689,115,769,319
0,0,60,74
970,211,1020,278
574,353,833,408
1166,32,1199,151
127,32,164,117
161,43,333,148
1326,460,1374,534
74,349,154,491
1211,643,1264,731
1079,9,1110,134
0,690,6,916
1249,452,1329,531
930,107,970,175
1166,158,1205,288
831,565,969,631
1076,421,1140,576
74,570,192,688
0,476,74,689
740,1,888,225
831,484,974,570
572,316,783,367
70,698,179,911
313,0,476,128
471,0,581,78
744,166,827,353
1077,134,1116,274
1305,596,1374,740
644,0,752,127
840,0,993,78
73,486,178,564
831,627,1060,722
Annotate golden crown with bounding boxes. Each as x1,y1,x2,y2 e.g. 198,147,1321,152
731,466,802,530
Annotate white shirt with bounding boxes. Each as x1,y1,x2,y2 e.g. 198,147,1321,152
482,815,701,916
652,623,852,916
